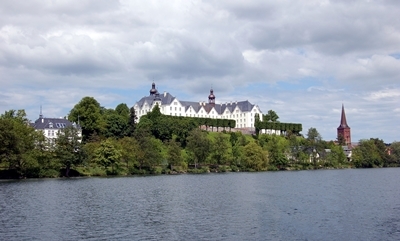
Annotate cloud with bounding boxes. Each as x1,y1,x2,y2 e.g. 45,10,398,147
0,0,399,142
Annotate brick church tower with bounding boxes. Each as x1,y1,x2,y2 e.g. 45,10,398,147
337,104,351,146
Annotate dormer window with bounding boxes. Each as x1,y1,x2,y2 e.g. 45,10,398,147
49,122,53,128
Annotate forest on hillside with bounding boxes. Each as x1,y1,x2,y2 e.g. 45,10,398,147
1,97,400,179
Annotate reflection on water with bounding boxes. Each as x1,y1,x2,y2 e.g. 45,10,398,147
1,168,400,240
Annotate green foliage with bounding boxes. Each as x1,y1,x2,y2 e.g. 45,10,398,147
69,97,105,140
118,137,139,171
242,142,269,171
389,142,400,165
264,110,279,122
260,134,289,168
254,112,302,136
306,127,322,143
115,103,130,119
0,114,39,177
210,132,232,165
55,126,85,177
94,139,121,174
186,128,211,168
136,135,164,170
325,144,347,167
352,139,387,168
103,110,129,139
166,140,184,168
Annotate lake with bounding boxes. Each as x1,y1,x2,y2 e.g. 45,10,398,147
1,168,400,240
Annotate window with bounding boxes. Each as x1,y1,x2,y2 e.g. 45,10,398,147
175,107,177,111
170,107,172,110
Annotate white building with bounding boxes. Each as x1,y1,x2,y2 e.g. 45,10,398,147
133,83,263,129
31,111,82,145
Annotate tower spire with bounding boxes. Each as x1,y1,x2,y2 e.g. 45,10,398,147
339,104,349,128
337,104,351,146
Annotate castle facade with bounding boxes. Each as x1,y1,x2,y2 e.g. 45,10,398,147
133,83,263,129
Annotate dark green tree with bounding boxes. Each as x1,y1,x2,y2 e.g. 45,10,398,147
69,97,105,140
94,139,121,174
115,103,130,119
55,126,85,177
127,106,138,136
210,132,231,165
242,142,268,171
166,140,184,170
186,128,211,168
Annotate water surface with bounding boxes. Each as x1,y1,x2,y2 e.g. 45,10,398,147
1,168,400,240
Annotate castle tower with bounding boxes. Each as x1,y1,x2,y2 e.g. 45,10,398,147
337,104,351,146
149,82,157,96
208,88,215,107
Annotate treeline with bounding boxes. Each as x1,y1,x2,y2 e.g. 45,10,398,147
254,111,302,135
1,97,400,178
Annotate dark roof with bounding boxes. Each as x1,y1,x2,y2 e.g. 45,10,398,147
31,117,81,130
136,92,176,108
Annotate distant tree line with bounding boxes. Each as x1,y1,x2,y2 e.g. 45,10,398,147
1,97,400,178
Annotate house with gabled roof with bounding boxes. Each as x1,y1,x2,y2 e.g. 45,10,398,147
133,83,263,129
30,110,82,145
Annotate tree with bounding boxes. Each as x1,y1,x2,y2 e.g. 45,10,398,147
306,127,322,144
166,140,184,170
55,126,85,177
325,144,347,167
136,136,164,170
118,137,140,171
242,142,269,171
128,107,138,136
210,132,231,165
115,103,130,119
264,110,279,122
352,139,384,168
68,97,105,140
0,111,39,177
103,111,128,139
389,142,400,165
186,129,211,168
94,139,121,174
263,135,289,168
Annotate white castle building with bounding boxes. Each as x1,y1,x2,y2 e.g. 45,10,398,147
133,83,263,129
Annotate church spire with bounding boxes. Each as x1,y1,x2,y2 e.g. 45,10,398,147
337,104,351,146
339,104,349,128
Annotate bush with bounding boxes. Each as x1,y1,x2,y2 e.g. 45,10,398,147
38,169,60,178
150,166,163,175
230,165,239,172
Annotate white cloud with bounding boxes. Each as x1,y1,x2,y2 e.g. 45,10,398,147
0,0,399,142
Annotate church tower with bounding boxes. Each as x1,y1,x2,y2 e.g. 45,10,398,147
208,88,215,107
337,104,351,146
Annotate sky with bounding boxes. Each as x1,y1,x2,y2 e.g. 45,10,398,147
0,0,399,143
